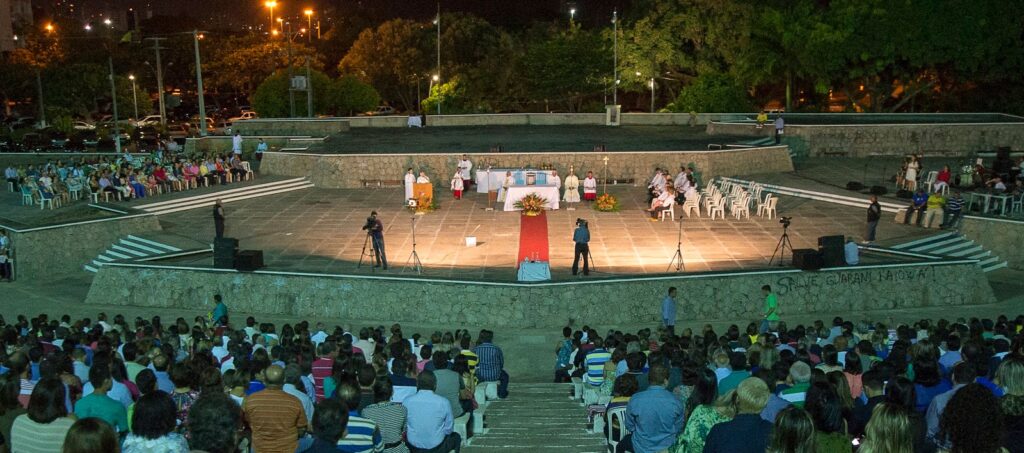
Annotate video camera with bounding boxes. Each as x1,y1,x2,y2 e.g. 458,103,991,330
361,216,377,232
575,218,588,228
779,216,792,228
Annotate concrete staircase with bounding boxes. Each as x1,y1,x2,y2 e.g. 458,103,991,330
84,234,210,273
133,177,314,215
891,231,1008,273
464,383,606,453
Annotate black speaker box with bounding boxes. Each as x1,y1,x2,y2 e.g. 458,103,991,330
235,250,264,272
214,237,239,269
870,186,888,196
793,249,823,271
846,181,865,191
818,235,845,267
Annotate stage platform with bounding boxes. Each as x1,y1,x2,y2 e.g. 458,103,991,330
150,185,938,281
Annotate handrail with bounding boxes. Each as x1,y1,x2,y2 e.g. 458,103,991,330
266,145,790,158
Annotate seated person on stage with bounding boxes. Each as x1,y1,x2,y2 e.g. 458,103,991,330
903,188,928,226
647,169,666,203
673,166,690,194
583,171,598,201
647,187,676,220
844,237,860,266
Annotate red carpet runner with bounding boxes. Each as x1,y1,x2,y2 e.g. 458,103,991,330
517,211,550,267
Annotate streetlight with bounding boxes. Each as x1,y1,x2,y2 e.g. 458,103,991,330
193,30,208,136
570,8,576,22
84,24,91,31
433,2,441,115
128,75,139,120
265,1,277,33
649,78,655,113
304,9,314,42
103,18,112,27
44,23,54,32
612,9,618,107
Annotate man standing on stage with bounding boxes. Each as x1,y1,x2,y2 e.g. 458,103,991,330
213,199,225,239
458,154,473,191
760,285,779,334
232,133,243,156
367,211,388,270
661,287,677,336
404,168,416,202
866,195,881,243
572,219,590,276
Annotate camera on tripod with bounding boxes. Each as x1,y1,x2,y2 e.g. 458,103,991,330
361,216,377,232
779,216,792,228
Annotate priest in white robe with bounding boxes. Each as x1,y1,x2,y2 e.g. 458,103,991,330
404,168,415,201
563,168,580,204
458,154,473,190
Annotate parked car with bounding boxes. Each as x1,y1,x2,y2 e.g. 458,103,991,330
365,106,395,116
72,121,96,131
227,111,257,122
135,115,163,127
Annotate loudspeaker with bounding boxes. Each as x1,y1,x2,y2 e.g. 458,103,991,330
793,249,823,270
845,181,865,191
896,189,912,199
235,250,264,271
870,186,888,196
818,235,845,267
214,237,239,269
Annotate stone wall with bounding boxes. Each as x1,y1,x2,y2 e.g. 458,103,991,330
86,261,994,328
959,217,1024,270
309,113,748,129
10,215,163,280
707,122,1024,157
183,136,310,157
259,146,795,189
231,119,350,136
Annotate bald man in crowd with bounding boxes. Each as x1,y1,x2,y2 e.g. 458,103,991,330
243,365,309,453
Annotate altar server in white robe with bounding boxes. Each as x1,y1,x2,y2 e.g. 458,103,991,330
497,171,513,202
563,169,581,204
404,168,415,201
583,171,598,201
450,170,464,200
458,154,473,189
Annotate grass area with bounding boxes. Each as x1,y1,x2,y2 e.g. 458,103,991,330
314,125,749,153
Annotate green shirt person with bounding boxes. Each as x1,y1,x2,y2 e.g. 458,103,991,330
760,284,779,333
74,366,129,434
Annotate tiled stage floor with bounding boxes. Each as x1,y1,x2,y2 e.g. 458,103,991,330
160,184,935,282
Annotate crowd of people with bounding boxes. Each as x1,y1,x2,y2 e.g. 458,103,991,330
646,166,700,220
0,302,510,453
5,149,253,208
560,314,1024,453
897,152,1023,221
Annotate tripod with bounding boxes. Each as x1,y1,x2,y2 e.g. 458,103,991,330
667,216,686,272
357,233,377,272
768,223,793,267
403,216,423,274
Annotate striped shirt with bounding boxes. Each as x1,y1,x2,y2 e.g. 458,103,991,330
459,349,478,374
946,196,964,212
17,379,34,408
336,412,384,453
361,402,409,453
242,388,308,453
10,415,75,453
472,343,504,382
311,356,333,402
584,349,612,386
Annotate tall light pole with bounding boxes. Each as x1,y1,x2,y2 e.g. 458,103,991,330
280,19,296,118
146,37,167,127
434,2,441,115
129,74,138,120
570,7,576,23
108,56,122,153
193,30,208,136
265,1,277,33
612,9,618,106
304,9,313,42
649,78,655,113
37,23,56,129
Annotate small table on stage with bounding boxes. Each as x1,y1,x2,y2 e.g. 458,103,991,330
503,185,561,211
477,169,557,193
517,260,551,282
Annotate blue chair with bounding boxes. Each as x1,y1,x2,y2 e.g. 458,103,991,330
536,172,548,185
514,171,525,186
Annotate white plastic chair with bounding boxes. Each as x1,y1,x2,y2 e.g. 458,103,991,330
606,406,629,453
732,194,750,219
472,386,488,436
659,199,676,222
756,193,773,217
1012,192,1023,215
682,194,701,218
709,197,726,220
763,197,778,219
922,171,937,191
704,192,722,216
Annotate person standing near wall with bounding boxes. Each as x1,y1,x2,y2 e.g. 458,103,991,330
213,199,225,239
774,116,785,144
866,195,881,243
661,287,678,337
761,285,779,334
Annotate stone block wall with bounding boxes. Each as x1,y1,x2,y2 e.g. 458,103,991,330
260,146,794,189
184,136,303,156
707,122,1024,157
10,215,163,280
231,119,351,136
959,217,1024,270
86,262,994,329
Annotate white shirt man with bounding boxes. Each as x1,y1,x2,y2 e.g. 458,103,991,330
844,240,860,266
650,170,666,193
232,134,243,154
458,155,473,181
550,170,561,189
404,169,415,200
416,172,430,183
673,170,687,192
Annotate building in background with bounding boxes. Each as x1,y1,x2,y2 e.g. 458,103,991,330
0,0,32,53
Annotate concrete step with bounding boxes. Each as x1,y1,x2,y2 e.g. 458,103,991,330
84,234,206,273
888,232,1007,274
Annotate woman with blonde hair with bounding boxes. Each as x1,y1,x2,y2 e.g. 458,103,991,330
996,357,1024,451
859,402,913,453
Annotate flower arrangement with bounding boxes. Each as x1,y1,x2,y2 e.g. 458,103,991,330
594,193,620,212
514,193,548,216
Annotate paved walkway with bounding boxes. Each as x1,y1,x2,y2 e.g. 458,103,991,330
465,383,605,453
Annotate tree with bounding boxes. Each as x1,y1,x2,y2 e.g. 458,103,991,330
205,35,323,95
334,75,381,116
666,73,752,113
421,76,474,114
435,13,520,112
338,19,433,111
520,25,610,112
252,68,339,118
